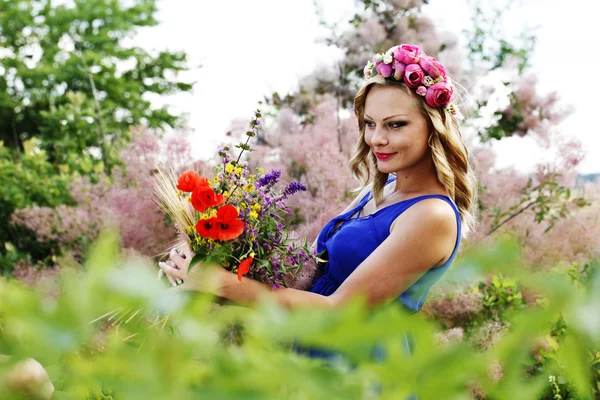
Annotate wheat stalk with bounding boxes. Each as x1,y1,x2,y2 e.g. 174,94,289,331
151,165,197,259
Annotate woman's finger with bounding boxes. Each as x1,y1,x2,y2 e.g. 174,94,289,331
182,244,194,259
166,274,178,287
159,261,186,281
169,248,189,272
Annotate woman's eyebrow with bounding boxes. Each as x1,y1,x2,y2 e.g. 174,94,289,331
364,113,408,121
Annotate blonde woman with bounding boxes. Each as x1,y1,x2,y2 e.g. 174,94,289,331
160,43,477,340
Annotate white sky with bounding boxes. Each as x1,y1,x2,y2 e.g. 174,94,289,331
135,0,598,174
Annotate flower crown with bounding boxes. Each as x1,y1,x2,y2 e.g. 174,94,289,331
364,44,459,116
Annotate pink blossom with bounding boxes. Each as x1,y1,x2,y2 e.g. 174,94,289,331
425,81,454,107
419,55,447,79
403,63,425,88
416,86,427,96
375,62,393,78
392,60,406,80
393,44,423,64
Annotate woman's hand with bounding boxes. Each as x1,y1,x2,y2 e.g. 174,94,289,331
159,245,226,295
161,245,194,284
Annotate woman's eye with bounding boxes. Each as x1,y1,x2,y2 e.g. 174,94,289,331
389,121,407,129
365,121,375,128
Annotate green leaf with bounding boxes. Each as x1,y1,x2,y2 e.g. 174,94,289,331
188,253,204,273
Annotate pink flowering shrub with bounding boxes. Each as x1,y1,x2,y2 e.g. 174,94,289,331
249,100,359,240
468,132,597,268
11,128,200,262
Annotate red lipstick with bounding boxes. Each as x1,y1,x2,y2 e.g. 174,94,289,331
375,152,395,160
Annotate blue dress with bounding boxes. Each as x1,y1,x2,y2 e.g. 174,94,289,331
296,176,462,361
312,176,462,310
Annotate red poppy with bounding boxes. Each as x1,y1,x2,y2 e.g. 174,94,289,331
191,186,225,213
213,204,245,241
195,217,219,240
176,170,208,192
237,257,253,281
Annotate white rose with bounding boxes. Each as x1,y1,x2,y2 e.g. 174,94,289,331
383,53,393,64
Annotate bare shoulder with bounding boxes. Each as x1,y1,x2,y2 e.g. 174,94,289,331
391,197,458,241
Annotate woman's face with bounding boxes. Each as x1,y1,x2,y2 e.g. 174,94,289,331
363,85,431,174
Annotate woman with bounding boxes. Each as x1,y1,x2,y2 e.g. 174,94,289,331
160,43,477,321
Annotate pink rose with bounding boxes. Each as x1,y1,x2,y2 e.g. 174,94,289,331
376,62,393,78
416,86,427,96
392,60,406,80
404,64,425,88
394,44,423,64
425,81,454,107
419,56,447,79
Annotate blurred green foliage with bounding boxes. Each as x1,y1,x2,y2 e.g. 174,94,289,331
0,232,598,399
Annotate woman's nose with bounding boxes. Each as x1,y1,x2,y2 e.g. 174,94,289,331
371,127,389,146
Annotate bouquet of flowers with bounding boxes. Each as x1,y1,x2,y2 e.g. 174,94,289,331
153,109,320,289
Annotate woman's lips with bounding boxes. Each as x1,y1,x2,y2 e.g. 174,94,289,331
375,152,395,160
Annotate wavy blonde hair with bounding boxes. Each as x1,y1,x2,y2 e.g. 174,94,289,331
349,75,478,236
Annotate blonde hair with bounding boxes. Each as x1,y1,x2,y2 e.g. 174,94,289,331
349,75,478,236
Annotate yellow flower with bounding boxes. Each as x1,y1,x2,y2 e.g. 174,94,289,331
243,184,255,192
249,211,258,219
248,174,256,183
177,189,183,196
213,176,221,183
256,167,264,174
234,167,243,176
225,164,234,173
250,235,256,241
223,191,230,198
200,209,217,219
249,251,255,258
194,237,201,244
251,203,261,212
240,202,247,209
186,196,192,203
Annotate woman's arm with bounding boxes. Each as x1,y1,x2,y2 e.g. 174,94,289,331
162,198,457,310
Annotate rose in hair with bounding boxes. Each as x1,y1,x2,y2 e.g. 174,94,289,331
376,62,393,78
392,60,406,80
425,81,455,107
404,64,425,88
394,44,423,64
419,56,447,79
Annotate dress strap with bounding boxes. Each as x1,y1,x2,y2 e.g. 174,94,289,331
357,175,397,217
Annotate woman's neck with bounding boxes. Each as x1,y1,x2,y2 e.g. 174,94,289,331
391,158,447,200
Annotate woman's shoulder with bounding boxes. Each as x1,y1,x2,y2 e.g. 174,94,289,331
390,196,459,240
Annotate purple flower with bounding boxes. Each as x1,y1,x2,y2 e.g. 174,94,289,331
257,169,281,188
282,181,306,198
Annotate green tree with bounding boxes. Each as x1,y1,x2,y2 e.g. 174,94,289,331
0,0,193,268
0,0,192,171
